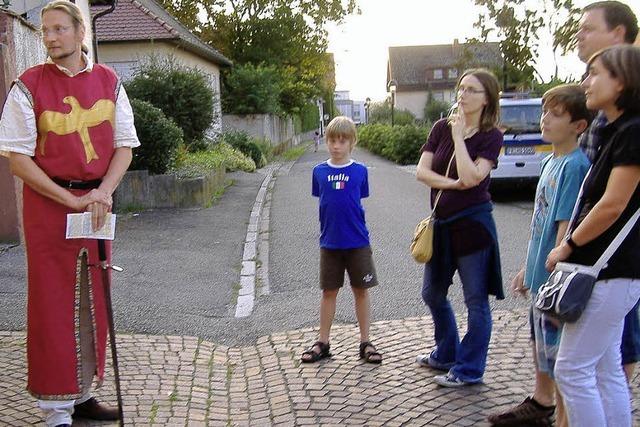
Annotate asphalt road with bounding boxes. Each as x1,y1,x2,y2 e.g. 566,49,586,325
0,145,535,346
252,145,535,337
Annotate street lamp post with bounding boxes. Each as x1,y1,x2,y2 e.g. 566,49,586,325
364,97,371,124
387,79,397,127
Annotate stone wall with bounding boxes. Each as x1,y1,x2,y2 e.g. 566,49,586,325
114,168,226,211
222,114,298,148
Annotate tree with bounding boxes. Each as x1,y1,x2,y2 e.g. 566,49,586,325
126,55,216,150
222,63,281,114
159,0,358,115
472,0,580,86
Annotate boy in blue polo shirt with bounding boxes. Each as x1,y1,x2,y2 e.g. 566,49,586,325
300,116,382,364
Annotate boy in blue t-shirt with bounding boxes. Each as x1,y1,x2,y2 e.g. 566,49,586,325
488,85,591,426
300,116,382,364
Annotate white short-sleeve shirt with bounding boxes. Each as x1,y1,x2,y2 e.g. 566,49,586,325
0,54,140,158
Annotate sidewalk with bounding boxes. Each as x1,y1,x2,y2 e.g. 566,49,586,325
1,154,639,425
2,311,639,426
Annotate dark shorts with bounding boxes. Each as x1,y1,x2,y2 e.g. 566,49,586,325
320,246,378,290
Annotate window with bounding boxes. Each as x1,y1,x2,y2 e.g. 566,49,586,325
448,68,458,79
433,69,443,79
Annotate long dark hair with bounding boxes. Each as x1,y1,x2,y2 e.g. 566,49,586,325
456,68,500,132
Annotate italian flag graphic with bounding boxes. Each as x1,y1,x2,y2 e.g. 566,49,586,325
333,181,345,190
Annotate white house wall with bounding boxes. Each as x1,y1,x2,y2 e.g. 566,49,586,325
98,42,223,134
396,91,429,121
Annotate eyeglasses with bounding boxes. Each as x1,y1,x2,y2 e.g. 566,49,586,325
457,87,485,95
40,25,72,37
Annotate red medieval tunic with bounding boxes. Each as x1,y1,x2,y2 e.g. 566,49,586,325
16,63,119,399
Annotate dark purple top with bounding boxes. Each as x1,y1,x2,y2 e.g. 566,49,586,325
421,119,503,256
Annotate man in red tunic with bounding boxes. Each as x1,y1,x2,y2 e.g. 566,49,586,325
0,1,139,425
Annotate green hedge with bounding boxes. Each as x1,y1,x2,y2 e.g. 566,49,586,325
129,98,183,174
219,130,268,169
358,124,430,165
126,56,215,151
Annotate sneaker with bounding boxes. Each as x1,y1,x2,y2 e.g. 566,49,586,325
416,353,453,371
487,396,555,425
434,373,472,388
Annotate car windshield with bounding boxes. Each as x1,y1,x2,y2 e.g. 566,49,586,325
500,104,541,134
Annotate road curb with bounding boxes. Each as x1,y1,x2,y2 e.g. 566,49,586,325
234,164,280,318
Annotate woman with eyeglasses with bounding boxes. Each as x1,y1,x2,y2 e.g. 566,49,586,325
545,45,640,427
415,68,504,387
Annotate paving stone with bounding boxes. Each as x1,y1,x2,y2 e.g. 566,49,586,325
3,311,640,426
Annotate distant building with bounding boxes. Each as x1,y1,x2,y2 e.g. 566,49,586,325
387,40,502,120
334,91,366,125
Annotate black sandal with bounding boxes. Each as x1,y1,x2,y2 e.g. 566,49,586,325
301,341,332,363
359,341,382,364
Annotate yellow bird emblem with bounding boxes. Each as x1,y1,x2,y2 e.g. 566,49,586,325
37,96,116,163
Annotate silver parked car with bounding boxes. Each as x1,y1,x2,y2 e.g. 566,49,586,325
492,96,551,181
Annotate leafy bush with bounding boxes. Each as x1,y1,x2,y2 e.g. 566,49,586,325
126,55,215,150
222,64,281,115
368,100,416,125
253,138,274,163
220,130,267,168
172,142,255,178
424,99,451,123
358,123,430,165
130,98,183,174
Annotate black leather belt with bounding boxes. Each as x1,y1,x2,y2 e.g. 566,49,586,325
52,178,102,190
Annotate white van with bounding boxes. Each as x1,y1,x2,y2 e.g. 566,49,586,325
492,97,551,180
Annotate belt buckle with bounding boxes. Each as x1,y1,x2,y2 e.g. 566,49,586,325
68,180,83,188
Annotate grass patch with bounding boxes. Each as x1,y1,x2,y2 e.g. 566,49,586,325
280,144,308,161
149,401,158,423
231,282,241,299
226,362,235,381
115,203,145,214
172,142,255,179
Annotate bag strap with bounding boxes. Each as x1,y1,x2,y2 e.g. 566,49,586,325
565,116,640,272
432,153,456,212
592,207,640,271
566,165,639,272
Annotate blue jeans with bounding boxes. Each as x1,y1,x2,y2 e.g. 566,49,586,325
621,301,640,365
422,248,492,383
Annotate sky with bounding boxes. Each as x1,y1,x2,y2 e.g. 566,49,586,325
326,0,640,102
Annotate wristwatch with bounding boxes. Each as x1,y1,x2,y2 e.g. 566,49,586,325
565,234,579,250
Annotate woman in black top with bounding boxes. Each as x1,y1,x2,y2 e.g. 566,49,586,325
545,45,640,426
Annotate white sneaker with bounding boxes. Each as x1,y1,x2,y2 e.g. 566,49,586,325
434,373,469,388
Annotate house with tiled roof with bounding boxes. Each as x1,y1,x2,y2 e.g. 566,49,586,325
91,0,232,132
387,40,502,120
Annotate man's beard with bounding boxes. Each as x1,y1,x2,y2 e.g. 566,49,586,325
48,47,77,61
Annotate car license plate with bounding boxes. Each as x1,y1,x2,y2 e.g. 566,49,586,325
506,145,535,155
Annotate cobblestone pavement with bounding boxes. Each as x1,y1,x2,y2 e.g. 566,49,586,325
2,311,639,426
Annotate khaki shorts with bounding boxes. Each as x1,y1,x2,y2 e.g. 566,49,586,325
320,246,378,290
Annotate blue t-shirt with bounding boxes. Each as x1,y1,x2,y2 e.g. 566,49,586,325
312,159,370,249
525,149,590,293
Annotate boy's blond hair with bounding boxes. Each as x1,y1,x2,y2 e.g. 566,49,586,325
325,116,357,146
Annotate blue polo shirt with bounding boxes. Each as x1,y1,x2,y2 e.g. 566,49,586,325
312,159,370,249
